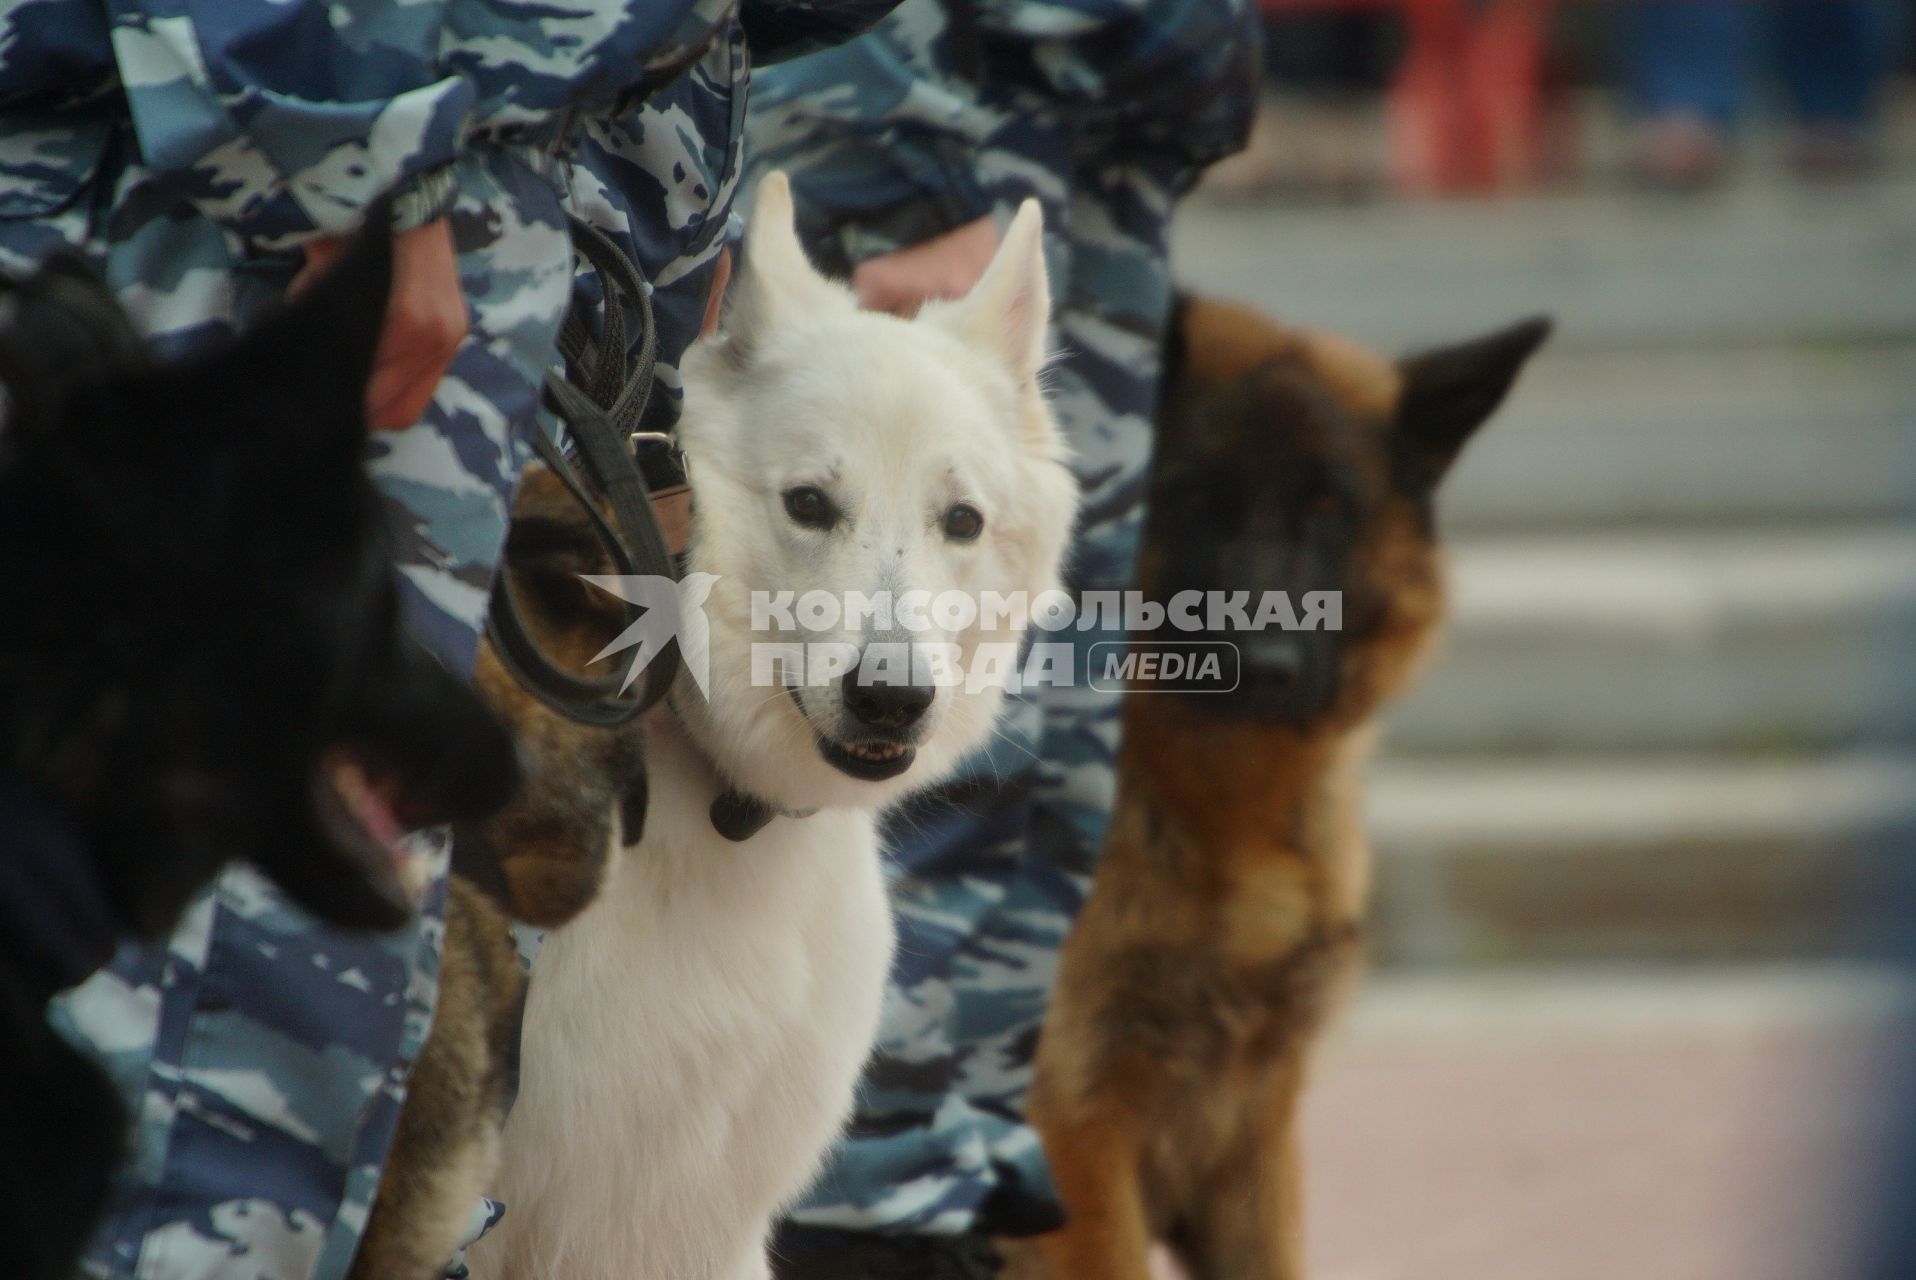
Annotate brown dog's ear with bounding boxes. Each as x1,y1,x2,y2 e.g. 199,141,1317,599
501,466,626,634
1395,315,1551,488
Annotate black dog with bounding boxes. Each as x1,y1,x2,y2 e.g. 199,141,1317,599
0,221,520,1280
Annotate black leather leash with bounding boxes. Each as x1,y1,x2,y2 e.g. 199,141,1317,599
485,215,689,727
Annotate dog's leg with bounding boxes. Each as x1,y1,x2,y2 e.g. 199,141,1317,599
994,1236,1052,1280
1192,906,1365,1280
349,881,523,1280
1030,1108,1157,1280
1178,1050,1309,1280
352,1120,503,1280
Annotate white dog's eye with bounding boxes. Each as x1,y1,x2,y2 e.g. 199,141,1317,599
943,503,984,542
784,486,838,531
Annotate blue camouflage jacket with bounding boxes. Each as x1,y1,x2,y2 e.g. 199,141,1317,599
748,0,1259,271
0,0,893,248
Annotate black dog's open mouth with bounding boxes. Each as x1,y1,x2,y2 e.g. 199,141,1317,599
311,752,428,908
816,737,917,782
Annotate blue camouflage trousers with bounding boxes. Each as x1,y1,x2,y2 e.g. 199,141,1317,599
787,161,1175,1237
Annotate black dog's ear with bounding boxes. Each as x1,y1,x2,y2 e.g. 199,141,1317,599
1395,315,1551,488
0,253,151,434
184,205,395,454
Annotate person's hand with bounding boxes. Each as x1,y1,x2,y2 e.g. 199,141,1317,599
292,218,469,431
702,247,733,337
850,216,1001,317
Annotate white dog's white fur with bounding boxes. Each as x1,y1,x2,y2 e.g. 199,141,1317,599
470,173,1076,1280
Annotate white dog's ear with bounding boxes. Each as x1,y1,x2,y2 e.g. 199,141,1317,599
728,172,843,350
949,200,1049,384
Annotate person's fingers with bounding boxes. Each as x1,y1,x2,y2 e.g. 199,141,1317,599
290,236,345,297
701,247,733,336
365,328,462,430
367,357,444,431
850,216,1002,318
366,305,466,430
852,267,914,317
852,264,956,317
365,219,469,431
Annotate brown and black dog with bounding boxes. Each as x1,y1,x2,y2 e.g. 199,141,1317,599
349,466,647,1280
1014,296,1549,1280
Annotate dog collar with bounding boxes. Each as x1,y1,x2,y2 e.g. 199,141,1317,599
632,431,692,563
0,775,123,998
709,790,816,842
663,709,816,842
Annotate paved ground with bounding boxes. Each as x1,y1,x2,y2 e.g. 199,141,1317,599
1291,968,1910,1280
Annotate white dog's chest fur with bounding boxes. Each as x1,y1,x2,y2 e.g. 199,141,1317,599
476,720,893,1280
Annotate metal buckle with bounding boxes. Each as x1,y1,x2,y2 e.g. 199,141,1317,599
630,431,691,558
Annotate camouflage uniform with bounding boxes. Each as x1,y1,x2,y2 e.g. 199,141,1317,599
0,1,894,1275
747,0,1257,1238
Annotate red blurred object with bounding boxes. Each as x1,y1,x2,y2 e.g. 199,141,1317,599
1391,0,1550,193
1260,0,1560,194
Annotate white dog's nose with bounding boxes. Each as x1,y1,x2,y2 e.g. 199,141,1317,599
841,670,933,731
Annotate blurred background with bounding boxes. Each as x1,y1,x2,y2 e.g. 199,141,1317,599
1166,2,1916,1275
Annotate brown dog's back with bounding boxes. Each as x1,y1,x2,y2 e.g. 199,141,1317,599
350,877,523,1280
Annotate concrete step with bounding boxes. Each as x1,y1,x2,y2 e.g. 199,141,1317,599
1384,525,1916,754
1440,341,1916,533
1170,174,1916,353
1366,754,1916,967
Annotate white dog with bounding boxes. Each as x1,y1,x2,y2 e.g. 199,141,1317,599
469,173,1077,1280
